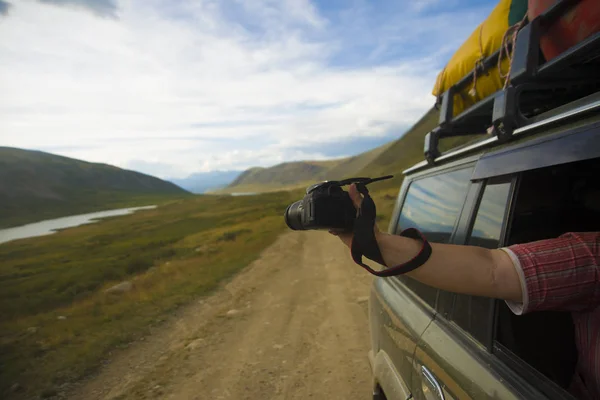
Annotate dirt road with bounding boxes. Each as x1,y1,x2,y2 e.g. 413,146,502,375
68,231,375,400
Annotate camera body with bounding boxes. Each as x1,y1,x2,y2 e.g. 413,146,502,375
284,181,356,231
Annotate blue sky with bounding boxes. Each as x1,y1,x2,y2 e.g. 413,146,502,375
0,0,496,178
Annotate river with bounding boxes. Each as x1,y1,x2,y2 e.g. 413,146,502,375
0,206,157,245
230,192,257,196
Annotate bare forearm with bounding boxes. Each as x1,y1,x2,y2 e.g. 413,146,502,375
375,232,522,302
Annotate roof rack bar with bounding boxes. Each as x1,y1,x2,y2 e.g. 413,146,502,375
537,32,600,77
402,160,428,175
435,136,497,163
450,50,503,96
509,1,585,83
509,18,540,84
539,0,581,26
438,50,503,126
513,98,600,136
405,96,600,176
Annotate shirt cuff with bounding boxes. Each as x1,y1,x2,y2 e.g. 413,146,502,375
500,247,529,315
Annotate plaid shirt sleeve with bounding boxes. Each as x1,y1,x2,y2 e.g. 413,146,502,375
502,232,600,315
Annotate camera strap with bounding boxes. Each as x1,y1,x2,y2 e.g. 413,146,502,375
350,183,432,277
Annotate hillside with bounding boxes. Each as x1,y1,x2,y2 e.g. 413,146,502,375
230,161,334,186
356,108,479,190
223,107,477,194
218,140,392,193
0,147,189,228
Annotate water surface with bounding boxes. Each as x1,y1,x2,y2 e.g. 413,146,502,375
0,206,156,245
230,192,257,196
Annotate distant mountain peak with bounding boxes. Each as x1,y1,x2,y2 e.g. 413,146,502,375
218,107,475,195
168,170,242,194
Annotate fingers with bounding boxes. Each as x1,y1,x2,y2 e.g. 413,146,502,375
348,184,363,209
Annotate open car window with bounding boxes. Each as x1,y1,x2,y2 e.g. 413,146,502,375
495,156,600,394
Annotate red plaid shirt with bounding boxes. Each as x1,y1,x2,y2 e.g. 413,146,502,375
503,232,600,399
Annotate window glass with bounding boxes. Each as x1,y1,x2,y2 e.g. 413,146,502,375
469,182,512,249
453,180,511,345
398,168,473,244
397,168,472,308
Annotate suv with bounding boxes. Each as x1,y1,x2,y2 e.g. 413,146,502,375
368,6,600,400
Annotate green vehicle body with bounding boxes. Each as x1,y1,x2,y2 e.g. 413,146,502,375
368,97,600,400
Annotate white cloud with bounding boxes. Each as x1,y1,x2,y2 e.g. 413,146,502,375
0,0,491,178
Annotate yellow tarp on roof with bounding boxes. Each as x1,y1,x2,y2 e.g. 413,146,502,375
432,0,527,117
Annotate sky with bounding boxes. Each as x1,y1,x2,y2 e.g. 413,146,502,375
0,0,497,179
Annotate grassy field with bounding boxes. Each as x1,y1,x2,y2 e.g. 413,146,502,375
0,151,413,400
1,192,190,229
0,190,301,399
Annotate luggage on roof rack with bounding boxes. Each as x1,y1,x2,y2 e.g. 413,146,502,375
432,0,528,117
424,0,600,165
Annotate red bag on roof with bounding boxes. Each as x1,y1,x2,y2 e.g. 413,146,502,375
529,0,600,61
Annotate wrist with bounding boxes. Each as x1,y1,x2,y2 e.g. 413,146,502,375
376,230,424,267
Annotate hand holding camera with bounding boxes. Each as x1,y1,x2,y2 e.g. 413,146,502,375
284,175,432,277
327,183,379,248
283,175,393,232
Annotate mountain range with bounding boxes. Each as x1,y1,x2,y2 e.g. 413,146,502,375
169,170,242,194
219,107,476,193
216,142,393,194
0,147,189,228
1,107,476,228
220,107,477,194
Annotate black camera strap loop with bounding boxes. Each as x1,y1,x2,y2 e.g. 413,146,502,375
351,183,386,266
350,183,432,277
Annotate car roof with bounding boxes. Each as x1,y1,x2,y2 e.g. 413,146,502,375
403,93,600,181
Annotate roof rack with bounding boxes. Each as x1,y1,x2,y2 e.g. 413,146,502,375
423,0,600,165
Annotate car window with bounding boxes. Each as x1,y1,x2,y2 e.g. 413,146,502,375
398,168,473,244
495,157,600,391
396,167,473,307
452,179,512,345
469,180,512,249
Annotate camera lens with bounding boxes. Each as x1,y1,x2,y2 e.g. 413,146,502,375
284,201,304,230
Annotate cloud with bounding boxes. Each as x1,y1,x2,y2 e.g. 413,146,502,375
289,129,407,159
37,0,118,17
125,160,183,179
0,0,495,178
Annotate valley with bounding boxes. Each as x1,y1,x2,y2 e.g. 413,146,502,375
0,105,455,399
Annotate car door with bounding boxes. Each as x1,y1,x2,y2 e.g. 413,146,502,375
370,275,435,399
411,174,577,400
410,176,526,400
371,164,476,399
370,177,437,400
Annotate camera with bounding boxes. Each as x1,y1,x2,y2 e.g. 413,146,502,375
284,181,356,231
284,175,393,232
